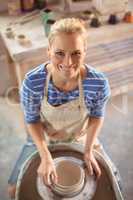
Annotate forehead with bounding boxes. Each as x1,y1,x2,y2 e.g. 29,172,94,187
49,32,85,51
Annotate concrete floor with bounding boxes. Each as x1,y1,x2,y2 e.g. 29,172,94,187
100,92,133,200
0,91,133,200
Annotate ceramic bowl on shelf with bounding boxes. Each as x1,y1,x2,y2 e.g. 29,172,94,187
17,34,32,47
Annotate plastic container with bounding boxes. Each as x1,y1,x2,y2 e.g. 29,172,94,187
45,19,55,37
40,9,55,36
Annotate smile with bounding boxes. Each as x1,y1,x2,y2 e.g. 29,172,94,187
58,64,75,72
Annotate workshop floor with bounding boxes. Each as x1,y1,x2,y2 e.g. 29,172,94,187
0,91,133,200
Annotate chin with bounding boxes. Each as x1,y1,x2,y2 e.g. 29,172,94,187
63,70,78,79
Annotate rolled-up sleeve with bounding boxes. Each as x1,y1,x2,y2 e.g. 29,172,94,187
90,78,111,118
20,76,41,123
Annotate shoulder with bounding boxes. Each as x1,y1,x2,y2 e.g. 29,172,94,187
26,62,48,81
85,64,107,80
22,62,49,93
84,64,109,87
83,64,110,100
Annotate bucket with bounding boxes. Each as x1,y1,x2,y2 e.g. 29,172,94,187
15,143,124,200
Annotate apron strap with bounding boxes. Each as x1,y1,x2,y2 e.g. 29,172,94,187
44,71,51,102
78,72,86,110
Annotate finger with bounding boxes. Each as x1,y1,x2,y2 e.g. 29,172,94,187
41,173,48,186
91,159,101,179
51,170,58,184
40,172,51,186
37,166,51,185
38,172,47,186
46,172,52,185
86,160,93,176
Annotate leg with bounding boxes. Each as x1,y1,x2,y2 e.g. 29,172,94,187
8,140,37,199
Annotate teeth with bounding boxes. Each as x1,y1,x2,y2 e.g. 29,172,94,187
58,64,70,71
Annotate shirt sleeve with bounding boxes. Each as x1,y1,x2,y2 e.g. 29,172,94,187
90,78,111,118
20,75,41,123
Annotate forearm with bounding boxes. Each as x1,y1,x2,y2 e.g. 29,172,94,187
85,117,104,153
26,122,50,159
26,121,57,185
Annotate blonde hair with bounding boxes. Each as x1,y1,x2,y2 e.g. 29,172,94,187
48,18,87,46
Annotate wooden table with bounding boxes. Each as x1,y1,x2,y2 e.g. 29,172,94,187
1,12,133,96
0,16,49,88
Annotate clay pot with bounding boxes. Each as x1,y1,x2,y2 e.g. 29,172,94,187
17,34,31,47
52,159,85,196
7,0,21,16
90,17,101,27
21,0,35,12
108,14,119,25
5,28,15,39
123,11,133,23
36,0,47,9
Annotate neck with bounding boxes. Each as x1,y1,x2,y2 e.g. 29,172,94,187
46,64,86,92
53,70,79,85
52,72,79,92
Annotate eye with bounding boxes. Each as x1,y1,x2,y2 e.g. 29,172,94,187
55,51,65,57
71,51,81,57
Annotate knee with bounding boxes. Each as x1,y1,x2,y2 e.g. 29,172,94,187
8,184,16,199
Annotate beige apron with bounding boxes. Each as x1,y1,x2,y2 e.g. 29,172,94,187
40,70,99,146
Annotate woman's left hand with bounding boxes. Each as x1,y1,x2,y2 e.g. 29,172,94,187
84,150,101,179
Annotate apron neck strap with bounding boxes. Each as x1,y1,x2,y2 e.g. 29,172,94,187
45,71,51,100
78,72,85,108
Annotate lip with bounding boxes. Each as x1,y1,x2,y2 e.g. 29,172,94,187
58,64,75,72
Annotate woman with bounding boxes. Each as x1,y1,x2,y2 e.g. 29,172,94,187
8,18,110,199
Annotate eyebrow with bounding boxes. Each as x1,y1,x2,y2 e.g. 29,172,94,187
55,49,81,53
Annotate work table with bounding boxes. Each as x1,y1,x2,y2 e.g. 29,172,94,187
0,11,133,96
0,11,48,62
1,10,132,63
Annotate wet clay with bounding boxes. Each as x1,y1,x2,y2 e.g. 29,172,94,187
55,160,82,187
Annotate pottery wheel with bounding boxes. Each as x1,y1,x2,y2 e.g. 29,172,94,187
16,144,98,200
37,156,97,200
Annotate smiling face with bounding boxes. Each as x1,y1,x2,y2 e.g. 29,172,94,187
48,32,86,80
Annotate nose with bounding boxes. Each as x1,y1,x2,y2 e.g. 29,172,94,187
63,54,73,67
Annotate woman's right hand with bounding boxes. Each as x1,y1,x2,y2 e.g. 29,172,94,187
37,152,58,186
